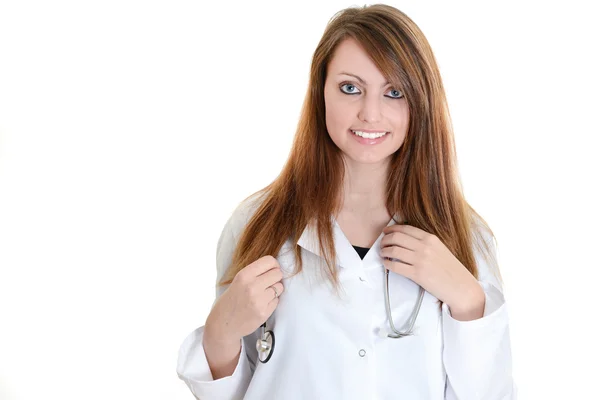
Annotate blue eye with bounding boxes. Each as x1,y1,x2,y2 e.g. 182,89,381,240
387,89,404,99
340,83,359,94
339,83,404,99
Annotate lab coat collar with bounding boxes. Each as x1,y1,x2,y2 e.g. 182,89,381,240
296,213,401,268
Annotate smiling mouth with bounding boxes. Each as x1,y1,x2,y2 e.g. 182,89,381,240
350,129,389,139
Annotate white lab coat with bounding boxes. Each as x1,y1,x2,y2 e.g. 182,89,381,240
176,194,517,399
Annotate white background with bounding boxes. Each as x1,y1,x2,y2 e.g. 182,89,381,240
1,1,598,399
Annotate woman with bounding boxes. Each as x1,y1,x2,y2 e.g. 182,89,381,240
177,4,516,399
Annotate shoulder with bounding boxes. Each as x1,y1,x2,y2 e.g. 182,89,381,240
214,190,269,274
221,190,269,240
470,214,502,288
470,212,496,250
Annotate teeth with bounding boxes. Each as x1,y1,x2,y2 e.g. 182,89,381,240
352,130,388,139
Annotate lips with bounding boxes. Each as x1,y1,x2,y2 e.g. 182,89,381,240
351,129,389,138
349,129,390,144
351,128,390,133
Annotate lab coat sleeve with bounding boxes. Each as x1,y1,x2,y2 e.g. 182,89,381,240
442,229,518,400
176,202,257,399
176,326,253,400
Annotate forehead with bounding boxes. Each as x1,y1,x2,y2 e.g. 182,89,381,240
327,38,386,82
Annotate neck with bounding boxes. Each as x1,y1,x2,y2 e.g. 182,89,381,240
340,158,389,215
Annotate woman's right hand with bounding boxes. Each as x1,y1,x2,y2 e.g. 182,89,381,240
205,255,285,343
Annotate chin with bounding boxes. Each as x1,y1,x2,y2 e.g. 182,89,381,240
343,151,394,165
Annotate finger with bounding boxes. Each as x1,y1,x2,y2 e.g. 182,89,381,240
245,255,280,277
380,230,420,251
383,223,429,240
263,281,284,304
380,245,416,265
383,257,414,279
256,267,283,289
265,294,280,316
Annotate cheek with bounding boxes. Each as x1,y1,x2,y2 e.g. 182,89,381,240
325,101,352,133
391,103,410,130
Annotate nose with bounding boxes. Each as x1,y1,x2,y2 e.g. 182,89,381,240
358,93,383,123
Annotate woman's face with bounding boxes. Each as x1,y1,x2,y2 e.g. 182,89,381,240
324,38,410,165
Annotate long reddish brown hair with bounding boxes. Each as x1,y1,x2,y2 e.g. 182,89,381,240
219,4,501,293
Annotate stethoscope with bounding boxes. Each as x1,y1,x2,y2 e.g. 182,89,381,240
256,322,275,363
256,263,425,363
381,267,425,338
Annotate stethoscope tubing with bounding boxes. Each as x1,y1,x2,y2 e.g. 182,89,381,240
256,265,426,363
384,268,425,338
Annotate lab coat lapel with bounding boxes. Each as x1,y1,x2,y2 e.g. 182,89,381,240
296,216,352,266
296,214,401,269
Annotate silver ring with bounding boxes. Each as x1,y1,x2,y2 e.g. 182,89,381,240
271,285,279,298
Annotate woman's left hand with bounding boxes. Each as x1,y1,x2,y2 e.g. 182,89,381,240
380,224,485,316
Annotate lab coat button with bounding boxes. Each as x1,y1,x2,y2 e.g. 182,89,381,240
358,349,366,357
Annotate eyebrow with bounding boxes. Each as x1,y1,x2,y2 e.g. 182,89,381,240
338,72,390,87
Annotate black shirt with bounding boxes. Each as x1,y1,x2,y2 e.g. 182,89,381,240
352,245,370,260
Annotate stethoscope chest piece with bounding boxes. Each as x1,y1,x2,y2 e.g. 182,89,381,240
256,322,275,363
